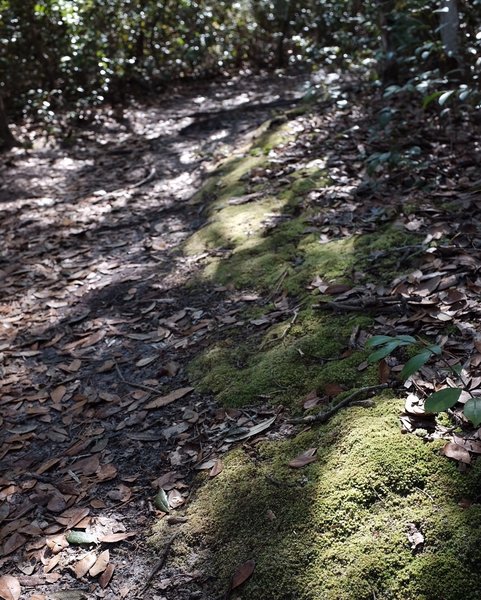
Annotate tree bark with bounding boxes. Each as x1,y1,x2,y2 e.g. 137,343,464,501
0,96,16,151
439,0,463,75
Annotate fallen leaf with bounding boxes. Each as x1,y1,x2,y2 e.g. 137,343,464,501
324,283,352,295
89,550,109,577
225,415,277,443
73,553,97,579
154,489,170,513
167,489,185,508
230,559,255,591
442,442,471,464
378,359,391,384
50,385,66,404
98,532,136,543
144,387,194,410
1,533,27,556
0,575,20,600
209,459,224,478
324,383,345,397
302,390,321,409
289,448,317,468
66,531,97,545
99,563,115,589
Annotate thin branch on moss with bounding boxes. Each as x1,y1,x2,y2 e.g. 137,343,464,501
288,383,390,425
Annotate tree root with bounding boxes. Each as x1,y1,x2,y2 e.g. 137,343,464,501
288,383,390,425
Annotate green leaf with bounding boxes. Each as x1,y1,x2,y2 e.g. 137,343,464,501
439,90,454,106
66,531,97,545
365,335,396,349
463,397,481,427
395,335,417,344
400,350,432,379
367,340,402,363
425,344,442,355
154,489,170,513
425,388,462,413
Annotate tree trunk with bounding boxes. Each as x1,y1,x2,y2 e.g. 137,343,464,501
378,0,399,85
0,96,16,151
439,0,463,76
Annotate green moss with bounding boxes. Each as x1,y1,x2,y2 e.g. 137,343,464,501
189,311,374,409
152,398,481,600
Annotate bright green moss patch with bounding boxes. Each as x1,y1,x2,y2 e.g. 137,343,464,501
189,311,374,410
152,398,481,600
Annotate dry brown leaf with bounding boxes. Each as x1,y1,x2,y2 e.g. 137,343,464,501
89,550,109,577
98,532,136,543
324,383,345,397
96,463,118,481
167,489,185,508
209,459,224,478
144,387,194,410
289,448,317,468
43,555,61,574
1,533,27,556
99,563,115,589
378,359,391,384
72,453,100,476
73,552,97,579
0,575,20,600
442,442,471,464
302,390,321,409
135,355,157,367
50,385,67,404
230,559,255,591
324,283,352,295
56,507,90,528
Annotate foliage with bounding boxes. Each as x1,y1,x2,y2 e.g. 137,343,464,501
366,335,481,427
2,0,481,120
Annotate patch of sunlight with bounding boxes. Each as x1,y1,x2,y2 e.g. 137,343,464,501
151,396,481,600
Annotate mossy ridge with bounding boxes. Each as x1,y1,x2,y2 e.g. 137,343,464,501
152,398,481,600
189,311,374,411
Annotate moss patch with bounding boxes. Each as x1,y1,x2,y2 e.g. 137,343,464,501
189,310,374,410
152,398,481,600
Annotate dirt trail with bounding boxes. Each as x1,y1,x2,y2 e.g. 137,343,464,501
0,72,310,599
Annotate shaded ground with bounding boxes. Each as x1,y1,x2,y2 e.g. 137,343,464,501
2,69,481,600
0,71,311,599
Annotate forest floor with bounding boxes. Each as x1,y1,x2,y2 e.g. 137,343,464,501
2,69,481,600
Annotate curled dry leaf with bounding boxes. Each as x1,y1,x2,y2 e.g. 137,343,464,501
230,559,256,591
288,448,317,468
0,575,21,600
209,458,224,478
442,442,471,464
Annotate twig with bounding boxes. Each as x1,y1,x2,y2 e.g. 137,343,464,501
130,166,157,189
280,309,299,340
115,362,164,395
288,383,389,425
136,534,177,598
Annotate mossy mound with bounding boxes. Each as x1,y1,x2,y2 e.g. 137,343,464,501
152,397,481,600
189,310,374,410
158,103,479,600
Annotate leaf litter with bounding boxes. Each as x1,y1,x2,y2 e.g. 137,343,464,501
0,72,307,599
2,65,481,600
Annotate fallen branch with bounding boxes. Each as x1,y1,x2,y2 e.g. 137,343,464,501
115,362,164,395
288,383,389,425
136,534,177,598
